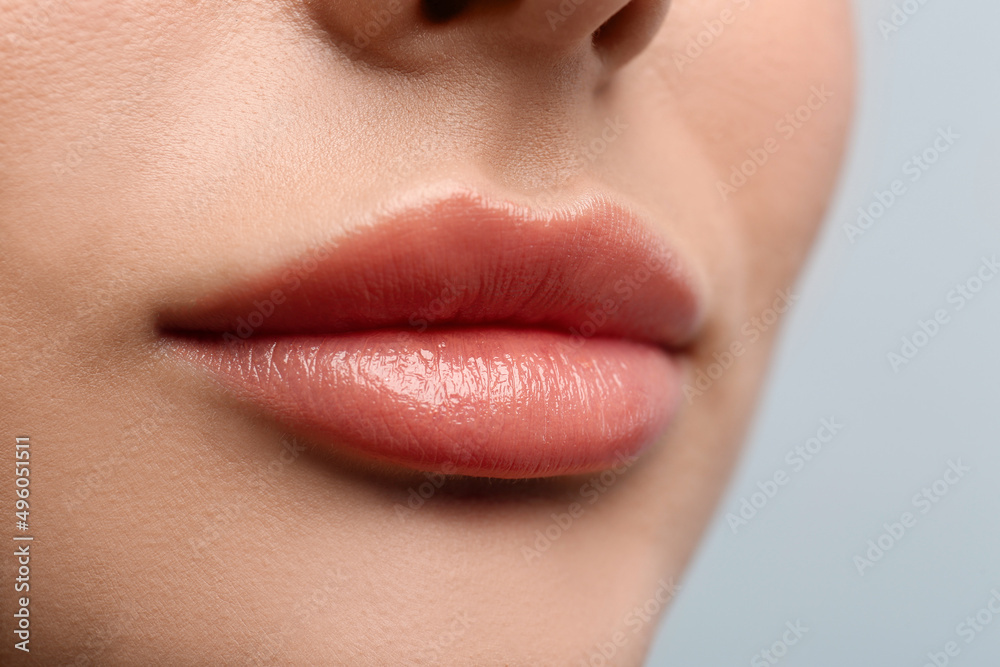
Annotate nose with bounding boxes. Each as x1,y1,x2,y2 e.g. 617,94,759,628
310,0,671,71
481,0,670,67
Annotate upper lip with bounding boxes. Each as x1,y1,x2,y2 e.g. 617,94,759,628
159,189,704,347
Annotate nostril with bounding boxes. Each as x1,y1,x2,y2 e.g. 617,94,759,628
591,0,670,67
422,0,473,23
592,4,629,48
413,0,669,68
593,2,626,37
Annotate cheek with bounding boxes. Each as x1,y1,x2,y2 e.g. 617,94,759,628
658,0,856,239
663,0,856,149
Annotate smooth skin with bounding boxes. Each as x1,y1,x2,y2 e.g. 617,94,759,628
0,0,854,664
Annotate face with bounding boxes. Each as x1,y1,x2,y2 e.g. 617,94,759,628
0,0,854,663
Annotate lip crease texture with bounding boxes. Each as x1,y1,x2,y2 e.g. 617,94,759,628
161,191,702,478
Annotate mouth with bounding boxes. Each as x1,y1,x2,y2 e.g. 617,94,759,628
159,188,704,479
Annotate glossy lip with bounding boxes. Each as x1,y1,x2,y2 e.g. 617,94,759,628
160,189,704,479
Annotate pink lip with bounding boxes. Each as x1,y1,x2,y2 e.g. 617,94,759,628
161,190,703,478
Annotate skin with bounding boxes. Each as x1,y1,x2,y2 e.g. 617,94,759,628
0,0,854,664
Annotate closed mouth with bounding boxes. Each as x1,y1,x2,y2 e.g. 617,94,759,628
159,188,704,479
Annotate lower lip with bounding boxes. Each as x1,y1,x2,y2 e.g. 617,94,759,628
174,327,682,478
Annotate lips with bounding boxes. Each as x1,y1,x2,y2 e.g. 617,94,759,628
161,190,703,478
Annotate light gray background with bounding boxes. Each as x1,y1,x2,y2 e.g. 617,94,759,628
648,1,1000,665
